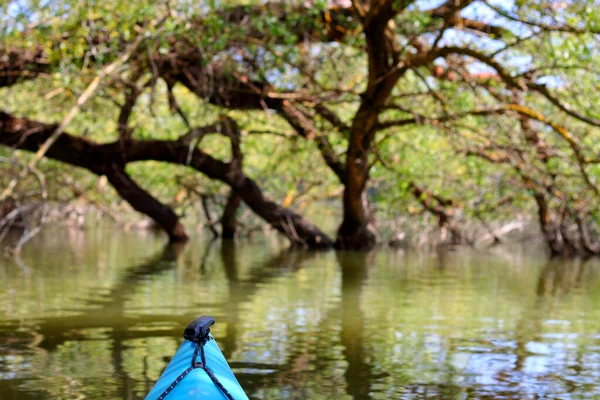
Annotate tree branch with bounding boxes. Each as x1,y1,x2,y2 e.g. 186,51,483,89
0,111,333,248
280,100,347,183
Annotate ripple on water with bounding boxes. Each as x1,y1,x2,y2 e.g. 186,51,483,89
2,232,600,399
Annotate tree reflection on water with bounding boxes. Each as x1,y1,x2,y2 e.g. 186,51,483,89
0,229,599,399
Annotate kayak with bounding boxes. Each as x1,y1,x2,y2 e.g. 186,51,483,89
146,316,249,400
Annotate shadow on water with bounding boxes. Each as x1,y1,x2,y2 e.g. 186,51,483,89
107,244,190,400
2,239,321,399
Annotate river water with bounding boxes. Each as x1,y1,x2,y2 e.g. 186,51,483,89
1,227,599,399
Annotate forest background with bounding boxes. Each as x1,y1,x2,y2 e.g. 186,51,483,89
1,0,599,256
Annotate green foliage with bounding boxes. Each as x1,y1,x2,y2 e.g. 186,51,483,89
1,0,599,243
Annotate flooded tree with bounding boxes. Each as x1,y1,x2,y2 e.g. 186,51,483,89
1,0,599,253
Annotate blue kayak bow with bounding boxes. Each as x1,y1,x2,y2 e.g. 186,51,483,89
146,316,249,400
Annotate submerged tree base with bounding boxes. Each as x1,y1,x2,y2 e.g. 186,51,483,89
335,226,377,250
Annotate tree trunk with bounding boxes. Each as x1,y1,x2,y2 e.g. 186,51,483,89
0,111,331,247
104,165,188,242
335,107,378,250
221,191,240,239
223,171,330,248
533,192,563,256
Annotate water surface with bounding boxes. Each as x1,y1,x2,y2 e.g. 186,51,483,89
1,227,599,399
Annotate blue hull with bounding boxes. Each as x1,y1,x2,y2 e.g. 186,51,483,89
146,322,248,400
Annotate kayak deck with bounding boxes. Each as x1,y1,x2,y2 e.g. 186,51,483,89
145,317,248,400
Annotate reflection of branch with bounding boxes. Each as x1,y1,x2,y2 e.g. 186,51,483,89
200,237,217,272
221,191,240,239
220,244,322,389
537,259,594,297
3,242,187,350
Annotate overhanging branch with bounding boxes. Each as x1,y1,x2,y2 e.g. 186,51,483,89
0,111,333,248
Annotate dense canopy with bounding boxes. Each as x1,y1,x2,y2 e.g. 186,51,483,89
1,0,599,254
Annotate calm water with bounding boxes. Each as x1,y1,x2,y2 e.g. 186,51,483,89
1,227,599,399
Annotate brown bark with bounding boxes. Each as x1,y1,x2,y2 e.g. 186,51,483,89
221,191,241,239
0,6,402,251
279,101,346,183
0,111,332,248
104,165,188,242
335,1,407,249
575,215,600,255
117,84,142,140
335,106,379,249
0,46,49,88
3,1,574,253
534,196,600,257
517,95,599,256
0,7,513,252
217,117,241,239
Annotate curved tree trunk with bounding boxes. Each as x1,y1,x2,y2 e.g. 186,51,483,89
104,165,188,242
533,192,600,257
0,111,332,248
333,0,405,250
222,169,331,248
335,107,378,250
221,191,240,239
